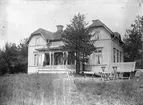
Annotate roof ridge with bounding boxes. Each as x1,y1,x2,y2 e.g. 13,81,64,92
91,19,113,34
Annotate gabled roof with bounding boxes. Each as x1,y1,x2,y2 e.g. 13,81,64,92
32,28,53,39
27,28,62,44
89,19,124,45
89,19,113,34
27,20,123,46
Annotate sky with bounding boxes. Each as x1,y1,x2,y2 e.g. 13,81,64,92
0,0,143,48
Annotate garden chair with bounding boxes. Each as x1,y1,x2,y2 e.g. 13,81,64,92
100,66,110,81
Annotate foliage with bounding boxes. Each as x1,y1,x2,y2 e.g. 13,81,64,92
0,38,28,74
123,15,143,68
61,13,96,73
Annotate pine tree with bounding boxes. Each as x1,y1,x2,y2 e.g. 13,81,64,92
61,13,96,74
0,38,28,74
123,15,143,68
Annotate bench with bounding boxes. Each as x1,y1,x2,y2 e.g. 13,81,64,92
108,62,136,80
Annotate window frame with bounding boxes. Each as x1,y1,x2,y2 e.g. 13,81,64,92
113,48,116,63
34,54,39,66
94,48,103,65
35,37,40,46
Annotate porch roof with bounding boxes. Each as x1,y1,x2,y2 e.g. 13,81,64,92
36,47,63,51
36,47,74,52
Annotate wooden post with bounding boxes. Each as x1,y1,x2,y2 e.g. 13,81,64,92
51,52,55,65
63,52,64,65
49,52,51,65
66,52,68,65
42,53,45,66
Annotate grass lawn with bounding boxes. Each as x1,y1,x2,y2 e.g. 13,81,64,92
0,73,63,105
0,73,143,105
75,77,143,105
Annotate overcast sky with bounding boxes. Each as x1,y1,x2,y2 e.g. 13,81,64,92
0,0,143,48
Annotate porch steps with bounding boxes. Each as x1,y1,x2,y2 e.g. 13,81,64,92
38,69,68,73
38,65,76,73
38,68,75,74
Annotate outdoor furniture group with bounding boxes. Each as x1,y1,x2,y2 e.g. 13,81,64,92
83,62,136,81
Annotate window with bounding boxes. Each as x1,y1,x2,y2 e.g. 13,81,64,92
113,48,116,63
95,33,100,40
34,54,39,66
120,52,122,62
113,48,122,63
35,37,40,46
93,48,102,65
92,30,100,40
117,50,119,62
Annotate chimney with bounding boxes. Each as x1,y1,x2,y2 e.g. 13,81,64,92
56,25,64,32
92,20,96,23
92,19,100,23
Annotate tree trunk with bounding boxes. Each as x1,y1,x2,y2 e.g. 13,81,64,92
76,60,80,74
76,52,80,74
82,53,85,72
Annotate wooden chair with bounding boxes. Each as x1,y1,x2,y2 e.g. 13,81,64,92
100,66,110,81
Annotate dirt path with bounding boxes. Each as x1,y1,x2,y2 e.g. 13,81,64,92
53,75,89,105
52,75,134,105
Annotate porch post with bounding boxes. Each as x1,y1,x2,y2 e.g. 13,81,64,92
63,52,64,65
49,52,51,65
51,52,55,65
42,53,45,66
66,52,68,65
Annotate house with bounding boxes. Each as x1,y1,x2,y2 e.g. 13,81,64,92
27,20,124,74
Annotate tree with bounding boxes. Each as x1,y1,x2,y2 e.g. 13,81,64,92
123,15,143,68
17,38,28,73
0,43,19,74
0,38,28,74
61,13,96,74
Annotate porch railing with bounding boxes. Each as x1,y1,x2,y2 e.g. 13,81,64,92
38,65,76,70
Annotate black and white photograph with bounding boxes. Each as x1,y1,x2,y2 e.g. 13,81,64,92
0,0,143,105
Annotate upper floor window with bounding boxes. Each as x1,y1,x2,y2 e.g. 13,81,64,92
35,37,40,46
92,30,100,40
113,48,116,63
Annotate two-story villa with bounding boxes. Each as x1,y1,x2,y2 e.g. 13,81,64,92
27,20,124,74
